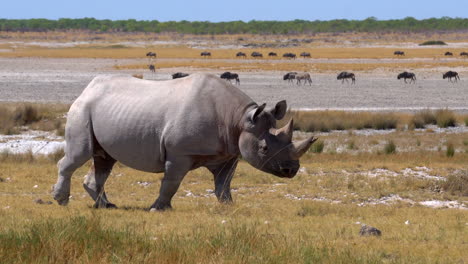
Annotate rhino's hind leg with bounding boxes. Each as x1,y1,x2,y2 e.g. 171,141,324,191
83,148,117,209
53,127,93,205
207,158,238,203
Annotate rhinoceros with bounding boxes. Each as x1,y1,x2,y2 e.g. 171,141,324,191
52,74,317,210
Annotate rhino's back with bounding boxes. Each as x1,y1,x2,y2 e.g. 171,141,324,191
72,74,252,172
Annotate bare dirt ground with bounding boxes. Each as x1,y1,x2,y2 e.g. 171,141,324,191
0,57,466,112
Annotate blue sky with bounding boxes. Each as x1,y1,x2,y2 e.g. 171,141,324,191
2,0,467,22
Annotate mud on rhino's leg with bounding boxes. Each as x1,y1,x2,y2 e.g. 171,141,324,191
207,158,238,203
83,151,117,209
150,157,192,211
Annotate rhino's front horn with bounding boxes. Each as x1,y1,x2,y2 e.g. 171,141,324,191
292,136,318,158
275,119,294,141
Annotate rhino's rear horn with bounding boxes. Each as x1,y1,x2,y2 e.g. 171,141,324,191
275,119,294,141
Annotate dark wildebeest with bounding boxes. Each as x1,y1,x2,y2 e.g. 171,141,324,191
296,73,312,85
300,52,311,58
236,52,246,58
146,52,157,58
394,51,405,56
148,64,155,73
251,52,263,58
172,72,190,79
268,52,277,57
443,71,460,82
283,72,297,83
220,72,240,85
397,72,416,84
337,72,356,84
460,52,468,57
201,51,211,57
445,52,453,56
283,53,296,59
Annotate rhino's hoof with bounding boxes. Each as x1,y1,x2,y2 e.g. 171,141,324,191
55,197,69,206
149,203,172,211
93,202,117,209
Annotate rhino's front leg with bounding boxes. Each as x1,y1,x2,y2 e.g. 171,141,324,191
150,157,192,211
207,158,238,203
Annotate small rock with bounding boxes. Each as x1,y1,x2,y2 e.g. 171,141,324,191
34,198,53,205
33,185,38,188
221,220,227,224
149,208,157,212
359,224,382,236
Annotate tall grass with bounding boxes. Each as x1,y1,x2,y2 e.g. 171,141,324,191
435,109,457,128
0,103,68,135
287,111,398,132
409,110,437,129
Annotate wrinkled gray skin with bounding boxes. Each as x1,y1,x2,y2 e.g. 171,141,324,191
52,73,317,210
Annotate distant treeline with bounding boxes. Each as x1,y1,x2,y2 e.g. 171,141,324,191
1,17,468,34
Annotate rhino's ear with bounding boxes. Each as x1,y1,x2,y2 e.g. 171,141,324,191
271,100,287,120
250,103,266,122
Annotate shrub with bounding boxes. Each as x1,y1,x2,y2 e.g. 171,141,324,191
441,171,468,196
13,104,41,125
310,140,324,153
410,110,437,129
384,140,396,154
446,143,455,157
419,40,447,46
435,109,456,128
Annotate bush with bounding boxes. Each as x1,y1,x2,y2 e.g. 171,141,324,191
13,104,41,125
419,40,447,46
384,140,396,154
446,143,455,157
441,171,468,196
410,110,437,129
435,109,456,128
310,140,324,153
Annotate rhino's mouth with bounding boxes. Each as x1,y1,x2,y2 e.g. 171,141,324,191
264,160,299,178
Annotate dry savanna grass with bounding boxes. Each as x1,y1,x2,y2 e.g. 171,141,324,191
4,45,468,60
0,103,69,135
116,60,468,72
0,147,467,263
0,104,467,263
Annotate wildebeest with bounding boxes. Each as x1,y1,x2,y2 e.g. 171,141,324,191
172,72,189,79
201,51,211,57
397,71,416,83
251,52,263,58
443,71,460,82
296,73,312,85
148,64,155,73
220,71,240,85
268,52,277,57
445,52,453,56
394,51,405,56
461,52,468,57
236,52,246,58
52,74,317,210
283,53,296,59
283,72,297,83
337,72,356,84
300,52,311,58
146,52,157,58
